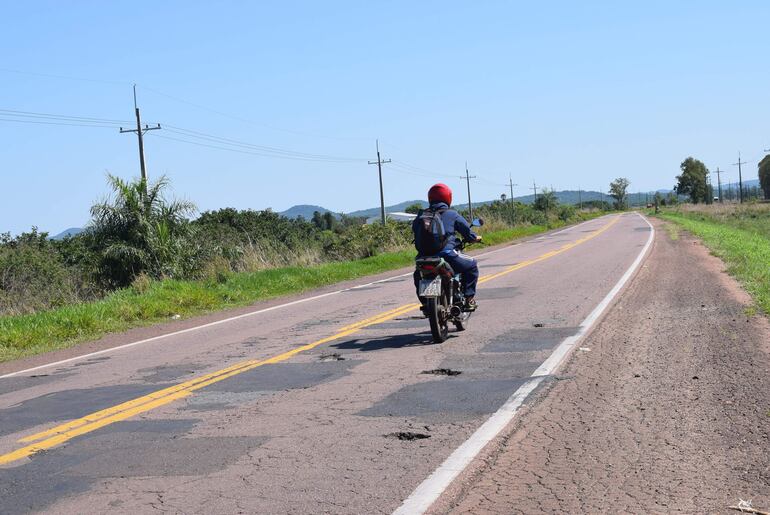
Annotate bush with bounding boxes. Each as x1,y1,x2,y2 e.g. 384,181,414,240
0,230,82,315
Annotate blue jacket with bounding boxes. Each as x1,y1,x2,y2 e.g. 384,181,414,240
412,202,478,255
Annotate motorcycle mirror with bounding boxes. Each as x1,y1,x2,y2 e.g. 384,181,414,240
472,218,484,227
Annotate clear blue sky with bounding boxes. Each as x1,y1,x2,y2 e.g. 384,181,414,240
2,1,769,235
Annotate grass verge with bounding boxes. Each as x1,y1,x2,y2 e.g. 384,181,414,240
0,216,606,363
658,210,770,316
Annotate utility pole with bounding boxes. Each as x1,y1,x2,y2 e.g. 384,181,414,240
462,162,477,221
368,139,391,225
578,187,582,209
120,84,161,184
532,180,538,203
712,167,723,203
508,174,518,224
732,152,747,203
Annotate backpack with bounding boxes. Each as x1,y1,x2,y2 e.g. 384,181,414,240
415,208,448,256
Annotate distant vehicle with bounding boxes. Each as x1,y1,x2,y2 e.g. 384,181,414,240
714,197,720,201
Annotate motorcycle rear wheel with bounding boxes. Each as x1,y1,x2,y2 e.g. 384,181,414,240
426,297,449,343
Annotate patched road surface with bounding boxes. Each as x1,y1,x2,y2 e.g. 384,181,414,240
0,214,669,513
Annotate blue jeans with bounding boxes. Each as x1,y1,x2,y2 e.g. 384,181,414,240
414,250,479,300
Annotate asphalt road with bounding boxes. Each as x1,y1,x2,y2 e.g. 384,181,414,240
0,213,652,514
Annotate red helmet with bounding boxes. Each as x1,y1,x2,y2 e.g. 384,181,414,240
428,183,452,206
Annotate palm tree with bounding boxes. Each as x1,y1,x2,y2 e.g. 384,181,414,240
89,174,196,286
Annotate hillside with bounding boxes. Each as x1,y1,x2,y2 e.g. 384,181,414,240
278,204,334,219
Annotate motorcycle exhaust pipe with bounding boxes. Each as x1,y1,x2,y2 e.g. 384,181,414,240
450,305,463,317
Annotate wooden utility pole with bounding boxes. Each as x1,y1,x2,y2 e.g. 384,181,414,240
712,167,723,203
462,162,477,221
508,174,518,224
368,140,391,225
732,152,748,203
120,85,161,184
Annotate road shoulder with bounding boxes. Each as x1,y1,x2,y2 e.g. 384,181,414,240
437,218,770,514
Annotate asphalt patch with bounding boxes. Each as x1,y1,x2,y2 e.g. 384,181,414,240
359,377,530,421
0,419,266,515
331,332,434,352
437,353,541,379
0,372,75,396
0,383,173,437
206,361,358,393
481,327,579,353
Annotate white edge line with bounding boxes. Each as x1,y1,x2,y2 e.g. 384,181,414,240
393,213,655,515
0,216,608,380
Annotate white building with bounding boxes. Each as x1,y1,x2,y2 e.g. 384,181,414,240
365,212,417,224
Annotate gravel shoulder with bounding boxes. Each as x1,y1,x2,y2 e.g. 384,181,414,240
440,218,770,514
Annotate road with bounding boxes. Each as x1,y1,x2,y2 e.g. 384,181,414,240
0,214,652,514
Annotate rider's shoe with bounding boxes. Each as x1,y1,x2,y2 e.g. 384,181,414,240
419,303,428,317
464,296,478,312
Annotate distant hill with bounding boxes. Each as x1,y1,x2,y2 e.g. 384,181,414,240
279,204,335,220
51,227,84,240
347,200,427,218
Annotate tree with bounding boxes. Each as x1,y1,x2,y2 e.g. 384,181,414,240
311,211,324,229
759,155,770,200
534,188,558,213
404,202,423,214
675,157,711,203
89,174,197,287
609,178,630,210
322,211,336,231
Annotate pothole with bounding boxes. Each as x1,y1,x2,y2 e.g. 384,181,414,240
385,432,431,441
319,353,345,362
420,368,462,376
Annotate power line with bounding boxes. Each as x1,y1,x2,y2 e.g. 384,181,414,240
163,125,365,162
148,133,366,163
0,108,131,125
140,85,371,142
0,117,119,129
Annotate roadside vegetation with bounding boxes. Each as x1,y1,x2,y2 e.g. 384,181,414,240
0,175,615,362
658,203,770,316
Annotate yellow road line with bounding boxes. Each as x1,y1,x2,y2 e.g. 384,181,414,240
1,216,620,466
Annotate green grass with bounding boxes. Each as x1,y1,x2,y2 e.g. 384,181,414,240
658,207,770,317
0,215,607,363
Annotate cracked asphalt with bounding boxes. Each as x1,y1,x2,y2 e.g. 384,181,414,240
0,214,656,514
438,219,770,514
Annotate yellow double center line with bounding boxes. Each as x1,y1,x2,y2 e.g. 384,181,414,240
0,216,620,466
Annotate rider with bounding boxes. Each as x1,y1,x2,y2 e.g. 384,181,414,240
413,183,482,311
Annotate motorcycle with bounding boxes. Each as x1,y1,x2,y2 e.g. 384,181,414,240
415,218,483,343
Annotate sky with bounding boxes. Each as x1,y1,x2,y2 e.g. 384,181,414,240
1,1,769,235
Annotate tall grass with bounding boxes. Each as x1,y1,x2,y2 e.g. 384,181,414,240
659,205,770,316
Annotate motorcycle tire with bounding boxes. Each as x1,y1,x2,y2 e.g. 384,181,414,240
426,297,449,343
